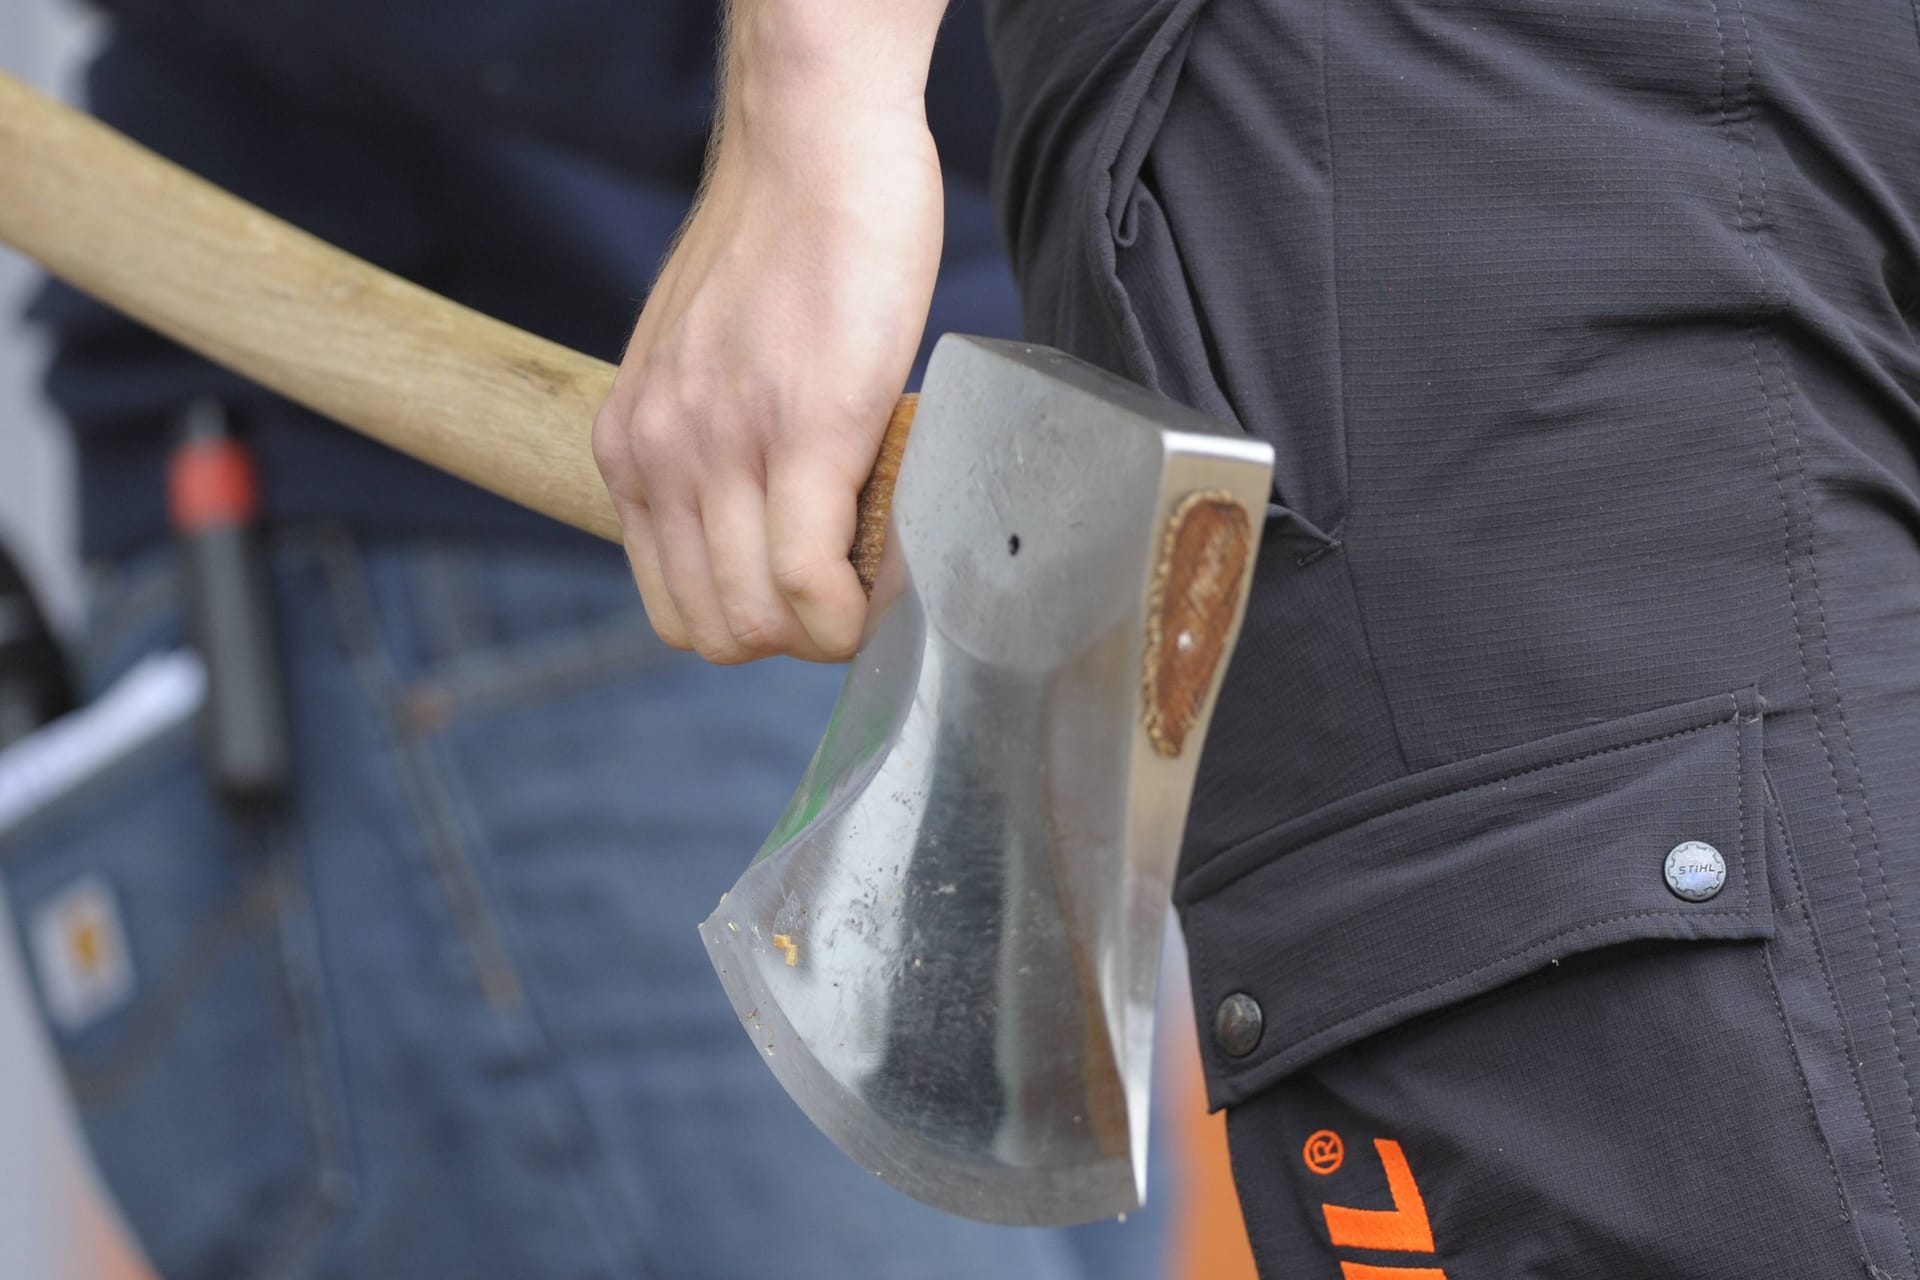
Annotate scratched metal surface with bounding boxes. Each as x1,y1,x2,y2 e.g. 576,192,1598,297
701,336,1274,1226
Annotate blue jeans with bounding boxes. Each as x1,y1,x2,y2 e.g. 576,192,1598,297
0,528,1168,1279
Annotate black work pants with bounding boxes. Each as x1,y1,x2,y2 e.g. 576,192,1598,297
1005,0,1920,1273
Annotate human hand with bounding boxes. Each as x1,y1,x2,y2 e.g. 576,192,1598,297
592,57,944,665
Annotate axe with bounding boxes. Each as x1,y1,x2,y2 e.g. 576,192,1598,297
0,73,1274,1227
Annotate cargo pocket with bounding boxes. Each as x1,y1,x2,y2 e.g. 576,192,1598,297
1175,686,1865,1273
0,721,349,1280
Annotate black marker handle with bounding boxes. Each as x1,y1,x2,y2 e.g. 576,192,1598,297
170,399,292,812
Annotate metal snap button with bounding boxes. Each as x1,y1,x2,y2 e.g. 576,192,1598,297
1213,992,1264,1058
1664,840,1727,902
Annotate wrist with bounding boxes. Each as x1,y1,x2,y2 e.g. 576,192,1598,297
714,57,939,208
725,0,943,123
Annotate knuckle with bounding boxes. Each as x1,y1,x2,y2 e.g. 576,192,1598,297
767,560,863,661
691,630,747,666
590,410,635,485
634,589,690,651
627,402,684,459
623,376,778,485
818,628,860,663
770,555,832,604
644,610,691,652
721,603,793,657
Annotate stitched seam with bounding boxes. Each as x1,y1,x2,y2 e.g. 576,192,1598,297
1772,289,1920,1255
317,535,526,1013
402,619,671,731
1761,942,1859,1243
252,845,354,1279
1196,702,1744,1088
415,736,669,1280
413,542,480,667
1305,551,1413,811
1313,0,1411,779
1754,211,1920,1102
1265,723,1759,1051
1083,0,1215,386
1912,0,1920,87
1775,783,1907,1243
81,523,344,657
1253,907,1753,1077
318,538,666,1277
63,874,277,1105
1293,535,1342,568
1738,708,1750,915
81,558,181,683
322,537,667,1280
1315,0,1348,529
1711,0,1920,1268
1740,0,1920,1216
1183,704,1735,902
0,725,194,862
64,869,343,1275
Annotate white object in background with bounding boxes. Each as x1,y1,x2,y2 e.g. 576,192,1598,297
0,653,199,1280
0,0,96,633
1,3,150,1276
2,654,205,1034
0,651,206,836
0,882,155,1280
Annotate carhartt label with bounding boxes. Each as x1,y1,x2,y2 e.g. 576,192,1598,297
31,876,135,1033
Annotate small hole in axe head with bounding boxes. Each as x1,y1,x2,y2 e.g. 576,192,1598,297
1008,534,1021,556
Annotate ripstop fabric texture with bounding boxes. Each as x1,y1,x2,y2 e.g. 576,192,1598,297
987,0,1920,1273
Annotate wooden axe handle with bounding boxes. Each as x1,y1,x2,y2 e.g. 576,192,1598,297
0,72,914,591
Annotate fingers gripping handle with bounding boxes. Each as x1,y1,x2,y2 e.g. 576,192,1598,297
0,71,911,595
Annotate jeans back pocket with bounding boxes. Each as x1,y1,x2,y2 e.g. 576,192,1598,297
1,715,348,1279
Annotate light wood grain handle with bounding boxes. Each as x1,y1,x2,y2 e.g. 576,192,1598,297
0,71,914,586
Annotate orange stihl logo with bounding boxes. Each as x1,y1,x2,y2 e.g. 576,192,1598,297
1307,1134,1449,1279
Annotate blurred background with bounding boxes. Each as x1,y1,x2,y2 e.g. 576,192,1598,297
0,2,1256,1276
1,6,150,1280
0,0,87,622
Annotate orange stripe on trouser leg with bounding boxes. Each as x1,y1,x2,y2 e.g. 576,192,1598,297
1340,1265,1448,1280
1321,1140,1436,1253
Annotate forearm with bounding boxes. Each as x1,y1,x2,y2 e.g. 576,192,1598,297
595,1,952,665
722,0,954,127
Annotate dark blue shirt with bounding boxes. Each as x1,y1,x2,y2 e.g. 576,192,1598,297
34,1,1015,559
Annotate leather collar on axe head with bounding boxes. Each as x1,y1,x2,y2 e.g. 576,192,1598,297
701,335,1274,1227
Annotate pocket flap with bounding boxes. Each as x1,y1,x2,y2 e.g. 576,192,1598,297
1176,687,1770,1107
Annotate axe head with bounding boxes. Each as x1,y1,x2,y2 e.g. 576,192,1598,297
700,336,1274,1226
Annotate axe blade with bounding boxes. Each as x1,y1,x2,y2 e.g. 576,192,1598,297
700,336,1273,1226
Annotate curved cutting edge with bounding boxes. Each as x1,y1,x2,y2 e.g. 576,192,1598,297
700,900,1140,1226
701,336,1274,1228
